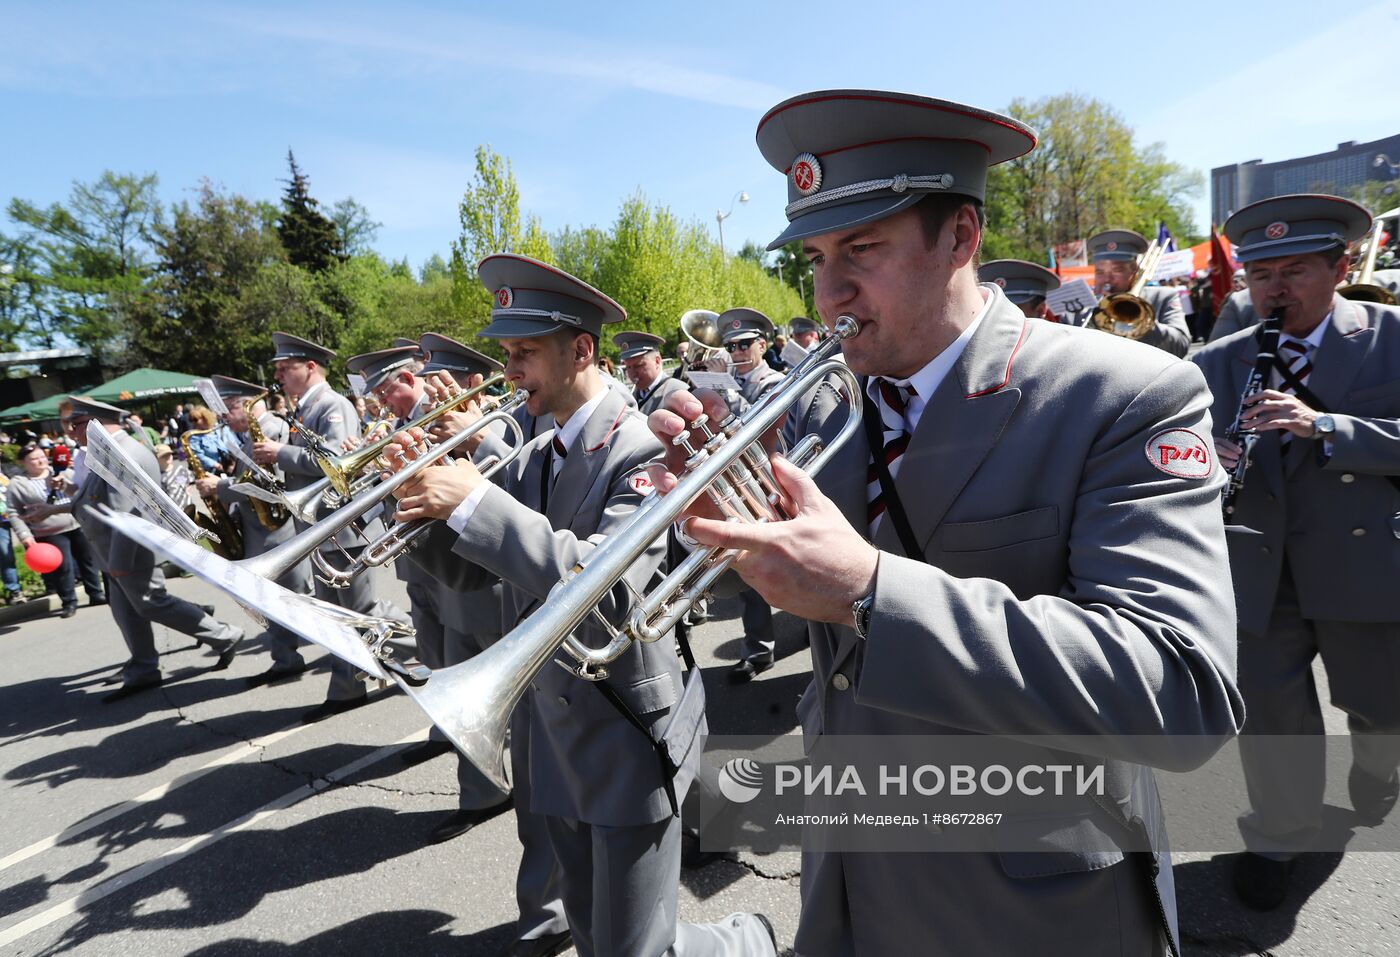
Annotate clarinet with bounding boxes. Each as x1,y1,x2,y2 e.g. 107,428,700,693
1221,309,1284,517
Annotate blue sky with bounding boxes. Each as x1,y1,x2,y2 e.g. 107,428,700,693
3,0,1397,269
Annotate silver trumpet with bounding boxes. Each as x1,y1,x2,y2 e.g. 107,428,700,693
311,390,529,588
234,388,528,588
401,316,863,791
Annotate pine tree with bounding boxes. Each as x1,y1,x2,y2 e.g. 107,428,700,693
276,150,344,272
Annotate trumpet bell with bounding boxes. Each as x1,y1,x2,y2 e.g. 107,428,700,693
1090,292,1156,339
398,656,512,792
679,308,723,350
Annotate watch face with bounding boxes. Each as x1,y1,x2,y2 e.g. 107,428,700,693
1317,415,1335,434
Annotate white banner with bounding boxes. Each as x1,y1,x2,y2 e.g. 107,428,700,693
1153,250,1196,281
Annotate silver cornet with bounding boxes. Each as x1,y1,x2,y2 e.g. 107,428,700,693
402,317,862,791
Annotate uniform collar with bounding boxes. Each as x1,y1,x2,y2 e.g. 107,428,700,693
553,385,609,453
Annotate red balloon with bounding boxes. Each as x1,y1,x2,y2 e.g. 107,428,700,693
24,542,63,575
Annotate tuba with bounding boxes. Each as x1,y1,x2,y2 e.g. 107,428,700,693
402,317,865,791
179,427,244,560
1090,238,1168,339
679,308,727,372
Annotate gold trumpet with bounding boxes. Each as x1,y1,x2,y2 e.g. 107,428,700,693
315,373,510,499
1090,238,1168,339
1338,214,1398,305
401,317,864,791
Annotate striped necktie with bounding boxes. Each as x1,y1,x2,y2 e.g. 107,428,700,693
1277,339,1313,448
867,379,917,530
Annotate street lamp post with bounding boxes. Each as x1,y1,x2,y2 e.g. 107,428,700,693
716,190,749,256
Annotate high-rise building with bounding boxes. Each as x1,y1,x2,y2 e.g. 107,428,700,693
1211,133,1400,225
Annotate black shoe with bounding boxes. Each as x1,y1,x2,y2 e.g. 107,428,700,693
245,662,308,688
1349,766,1400,824
211,630,245,671
755,913,777,951
200,604,216,617
498,929,572,957
101,674,162,703
60,605,78,619
300,695,369,724
427,799,513,845
681,829,737,870
1231,852,1294,911
728,654,774,683
401,739,455,768
89,595,108,606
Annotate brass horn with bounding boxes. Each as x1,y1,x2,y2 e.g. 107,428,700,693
401,318,864,792
315,373,509,498
1339,212,1398,305
1090,237,1168,339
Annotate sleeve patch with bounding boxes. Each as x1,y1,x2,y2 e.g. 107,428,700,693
628,471,656,496
325,413,344,424
1146,428,1213,479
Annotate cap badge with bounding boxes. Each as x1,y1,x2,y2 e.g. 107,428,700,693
994,277,1007,288
1265,222,1289,240
1105,241,1118,252
791,153,822,196
495,286,514,308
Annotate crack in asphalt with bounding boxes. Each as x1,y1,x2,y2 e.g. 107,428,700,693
732,856,801,882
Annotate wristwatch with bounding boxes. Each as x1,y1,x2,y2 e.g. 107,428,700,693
851,592,875,639
1313,414,1336,437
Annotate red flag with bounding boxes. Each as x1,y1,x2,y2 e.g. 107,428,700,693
1209,226,1235,312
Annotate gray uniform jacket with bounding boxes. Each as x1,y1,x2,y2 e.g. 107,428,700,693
412,387,682,827
71,431,160,575
723,361,784,417
1207,289,1257,343
1071,285,1191,357
784,289,1242,955
215,412,295,554
634,374,688,416
1193,295,1400,635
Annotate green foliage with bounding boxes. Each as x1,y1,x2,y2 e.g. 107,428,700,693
984,93,1203,261
276,151,345,273
1,171,162,360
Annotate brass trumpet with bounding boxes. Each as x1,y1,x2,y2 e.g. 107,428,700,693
1090,238,1167,339
401,318,863,791
315,373,510,499
1339,213,1398,305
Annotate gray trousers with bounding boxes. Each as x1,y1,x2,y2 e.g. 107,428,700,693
250,530,311,671
313,545,405,701
510,702,568,942
543,811,774,957
737,588,775,660
109,563,240,683
1238,566,1400,857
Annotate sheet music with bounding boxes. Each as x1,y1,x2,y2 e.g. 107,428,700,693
85,421,213,545
90,507,391,679
194,378,229,415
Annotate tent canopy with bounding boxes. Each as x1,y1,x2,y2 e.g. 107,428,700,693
0,367,202,425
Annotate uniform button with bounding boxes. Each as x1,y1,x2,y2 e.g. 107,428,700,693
556,695,569,706
1341,473,1356,484
1352,528,1366,537
831,673,850,692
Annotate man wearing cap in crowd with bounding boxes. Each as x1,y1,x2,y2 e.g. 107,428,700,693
1066,229,1191,356
787,316,824,352
200,375,312,687
64,395,245,701
387,254,776,957
649,88,1242,955
1192,194,1400,912
979,259,1061,320
715,307,787,683
252,332,405,723
614,330,688,415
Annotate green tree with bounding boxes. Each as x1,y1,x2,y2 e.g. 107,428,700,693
769,241,814,317
3,171,162,358
276,150,344,273
984,94,1203,262
330,197,382,256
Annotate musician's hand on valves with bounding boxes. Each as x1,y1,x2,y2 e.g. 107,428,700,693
684,456,879,626
425,372,486,453
383,427,484,521
252,440,283,466
1214,438,1243,471
195,476,220,499
1239,389,1318,438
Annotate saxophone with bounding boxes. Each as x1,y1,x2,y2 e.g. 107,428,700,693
243,393,291,529
179,427,245,560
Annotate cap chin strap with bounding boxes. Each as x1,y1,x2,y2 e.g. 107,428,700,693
785,172,954,219
491,307,583,328
1240,231,1344,256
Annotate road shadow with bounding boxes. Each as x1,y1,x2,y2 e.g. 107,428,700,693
182,911,516,956
32,805,446,955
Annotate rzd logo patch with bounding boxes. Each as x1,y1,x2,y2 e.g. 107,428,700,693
1146,428,1212,479
628,472,655,496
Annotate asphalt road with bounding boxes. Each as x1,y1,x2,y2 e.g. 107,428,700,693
1,570,1396,956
